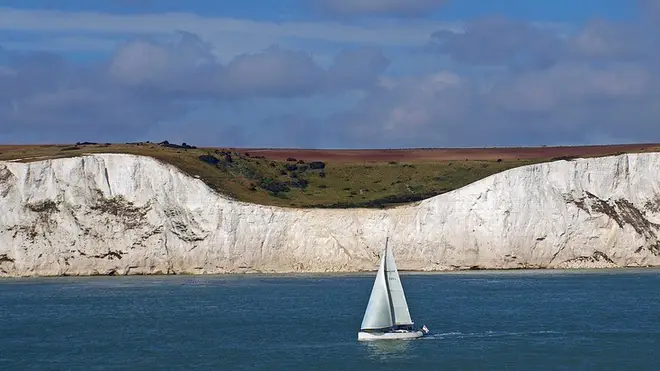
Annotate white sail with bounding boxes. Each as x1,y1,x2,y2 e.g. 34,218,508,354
385,240,413,326
358,238,428,341
360,251,394,330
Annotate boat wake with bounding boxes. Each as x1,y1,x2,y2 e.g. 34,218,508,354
421,330,561,340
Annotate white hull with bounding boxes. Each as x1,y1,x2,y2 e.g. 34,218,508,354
357,330,424,341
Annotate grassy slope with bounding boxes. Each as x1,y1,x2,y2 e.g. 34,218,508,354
1,142,658,208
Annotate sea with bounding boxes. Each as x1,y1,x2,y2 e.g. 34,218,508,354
2,269,660,370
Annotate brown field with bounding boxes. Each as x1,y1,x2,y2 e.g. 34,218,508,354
235,143,660,163
1,142,658,208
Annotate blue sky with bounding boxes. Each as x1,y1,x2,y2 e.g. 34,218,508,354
0,0,657,148
0,0,637,21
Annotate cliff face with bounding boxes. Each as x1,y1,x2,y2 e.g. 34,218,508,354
1,153,660,277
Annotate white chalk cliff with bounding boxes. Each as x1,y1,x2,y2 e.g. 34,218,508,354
1,152,660,277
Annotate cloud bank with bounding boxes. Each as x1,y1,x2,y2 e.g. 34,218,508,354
0,31,388,143
0,2,659,147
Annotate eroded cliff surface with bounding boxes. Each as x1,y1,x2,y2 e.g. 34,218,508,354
1,153,660,277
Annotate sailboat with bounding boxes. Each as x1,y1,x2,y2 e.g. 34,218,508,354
357,237,430,341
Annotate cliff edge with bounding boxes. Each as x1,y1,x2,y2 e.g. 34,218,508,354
1,152,660,277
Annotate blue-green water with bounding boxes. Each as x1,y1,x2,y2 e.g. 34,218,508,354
2,269,660,370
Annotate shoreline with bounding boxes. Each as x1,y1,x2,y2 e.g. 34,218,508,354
3,266,660,281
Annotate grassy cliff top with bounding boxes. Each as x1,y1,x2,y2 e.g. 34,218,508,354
1,141,658,208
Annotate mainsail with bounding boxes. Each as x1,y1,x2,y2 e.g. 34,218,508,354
360,238,413,331
385,241,413,326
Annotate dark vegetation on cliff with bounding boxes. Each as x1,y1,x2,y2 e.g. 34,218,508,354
0,142,658,208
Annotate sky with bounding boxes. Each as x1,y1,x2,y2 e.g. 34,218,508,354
0,0,658,148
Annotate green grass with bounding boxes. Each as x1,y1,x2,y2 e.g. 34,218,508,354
0,142,656,208
294,160,538,208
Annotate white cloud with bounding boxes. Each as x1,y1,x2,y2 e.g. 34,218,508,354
314,0,448,16
105,33,390,99
0,7,461,49
0,65,16,77
328,50,660,148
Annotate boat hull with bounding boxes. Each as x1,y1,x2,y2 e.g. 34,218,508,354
357,330,425,341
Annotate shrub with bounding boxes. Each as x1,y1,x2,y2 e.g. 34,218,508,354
259,178,290,194
290,178,309,189
199,154,220,165
308,161,326,170
158,140,197,149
